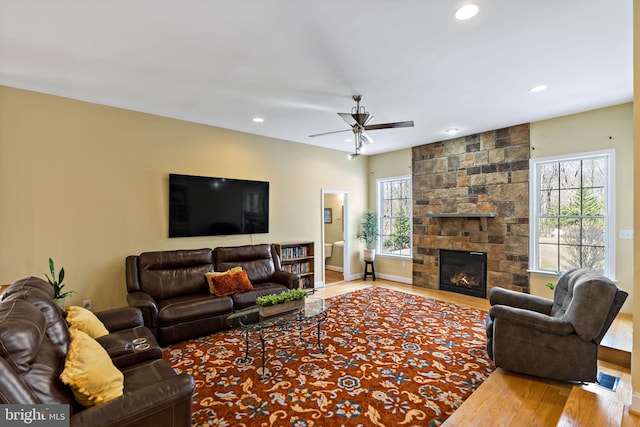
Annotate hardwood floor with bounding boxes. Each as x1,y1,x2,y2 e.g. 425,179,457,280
317,278,638,426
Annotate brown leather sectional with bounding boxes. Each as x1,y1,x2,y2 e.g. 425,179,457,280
126,243,300,345
0,276,194,427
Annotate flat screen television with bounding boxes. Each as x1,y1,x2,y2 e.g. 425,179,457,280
169,174,269,237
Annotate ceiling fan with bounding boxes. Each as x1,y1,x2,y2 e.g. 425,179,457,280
309,95,414,159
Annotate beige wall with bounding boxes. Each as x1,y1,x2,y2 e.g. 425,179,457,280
0,86,368,310
367,148,413,283
529,103,633,314
631,0,639,413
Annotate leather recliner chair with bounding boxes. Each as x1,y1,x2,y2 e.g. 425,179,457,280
485,267,628,382
0,277,195,427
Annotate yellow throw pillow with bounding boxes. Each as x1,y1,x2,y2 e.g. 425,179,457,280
205,266,243,294
65,306,109,338
60,328,124,407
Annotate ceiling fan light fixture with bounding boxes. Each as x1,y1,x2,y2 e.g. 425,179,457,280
348,153,359,160
361,132,375,145
455,4,479,20
530,84,548,93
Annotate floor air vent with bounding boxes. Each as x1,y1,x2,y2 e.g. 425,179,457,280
597,372,620,392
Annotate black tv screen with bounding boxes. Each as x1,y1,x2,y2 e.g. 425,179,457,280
169,174,269,237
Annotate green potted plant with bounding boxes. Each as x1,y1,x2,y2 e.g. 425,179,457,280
256,288,307,317
45,258,74,306
356,210,378,261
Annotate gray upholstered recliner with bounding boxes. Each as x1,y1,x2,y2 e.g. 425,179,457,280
485,268,628,382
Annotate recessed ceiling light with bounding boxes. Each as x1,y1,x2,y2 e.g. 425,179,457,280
445,128,459,135
345,138,353,142
252,117,264,123
530,85,548,93
455,4,479,20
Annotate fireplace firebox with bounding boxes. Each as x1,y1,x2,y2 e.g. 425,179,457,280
439,250,487,298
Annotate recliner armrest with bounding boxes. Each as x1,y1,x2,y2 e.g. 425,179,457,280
95,307,143,332
70,372,194,427
489,287,553,315
273,271,301,289
126,291,159,330
489,304,575,336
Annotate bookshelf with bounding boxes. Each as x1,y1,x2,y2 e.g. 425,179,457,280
274,241,315,289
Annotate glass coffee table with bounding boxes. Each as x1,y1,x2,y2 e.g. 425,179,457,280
226,296,330,379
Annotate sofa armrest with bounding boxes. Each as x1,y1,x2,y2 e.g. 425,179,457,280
489,287,553,315
70,373,194,427
489,305,575,336
126,291,158,330
273,271,301,289
95,307,144,332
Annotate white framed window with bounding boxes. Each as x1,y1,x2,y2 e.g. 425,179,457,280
529,149,615,278
377,176,412,257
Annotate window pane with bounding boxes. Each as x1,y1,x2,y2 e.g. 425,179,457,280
582,188,605,216
582,218,605,246
559,189,579,216
540,189,559,216
378,176,412,256
532,152,611,276
582,157,606,187
540,163,559,190
560,161,581,189
582,246,605,273
539,243,559,271
559,245,581,271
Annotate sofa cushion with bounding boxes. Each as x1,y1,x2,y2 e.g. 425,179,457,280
157,293,233,326
205,266,242,293
60,328,124,407
0,299,75,405
208,270,254,297
214,244,276,284
3,281,70,355
232,283,289,310
0,299,47,374
65,306,109,339
138,249,213,299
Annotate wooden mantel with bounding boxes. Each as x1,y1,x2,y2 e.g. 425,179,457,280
426,213,497,231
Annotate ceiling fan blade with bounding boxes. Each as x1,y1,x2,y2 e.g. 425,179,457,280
338,112,357,127
364,120,414,131
309,129,351,138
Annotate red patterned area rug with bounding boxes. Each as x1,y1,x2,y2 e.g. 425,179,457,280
163,286,494,427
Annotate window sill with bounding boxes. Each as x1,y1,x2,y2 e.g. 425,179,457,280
376,253,412,260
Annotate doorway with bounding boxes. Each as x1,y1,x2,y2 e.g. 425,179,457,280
322,190,349,285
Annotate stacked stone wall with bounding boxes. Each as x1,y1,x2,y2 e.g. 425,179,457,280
412,124,530,294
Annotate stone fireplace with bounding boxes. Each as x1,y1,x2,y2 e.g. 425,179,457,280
412,124,530,295
439,249,487,298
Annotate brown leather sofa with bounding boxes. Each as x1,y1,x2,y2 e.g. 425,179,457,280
0,277,195,427
126,243,300,345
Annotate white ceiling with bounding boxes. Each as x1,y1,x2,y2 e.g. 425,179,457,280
0,1,633,155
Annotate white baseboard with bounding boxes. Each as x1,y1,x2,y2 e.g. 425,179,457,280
341,272,412,284
376,273,412,284
630,392,640,414
325,265,344,272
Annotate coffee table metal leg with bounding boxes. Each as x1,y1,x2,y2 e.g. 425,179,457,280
238,329,250,362
260,331,266,379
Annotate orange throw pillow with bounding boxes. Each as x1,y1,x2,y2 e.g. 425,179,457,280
208,270,254,297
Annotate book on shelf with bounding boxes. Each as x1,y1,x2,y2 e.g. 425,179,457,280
282,246,309,260
281,262,311,274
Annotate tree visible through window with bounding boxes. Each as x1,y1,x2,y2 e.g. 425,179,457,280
530,151,614,277
377,176,412,256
